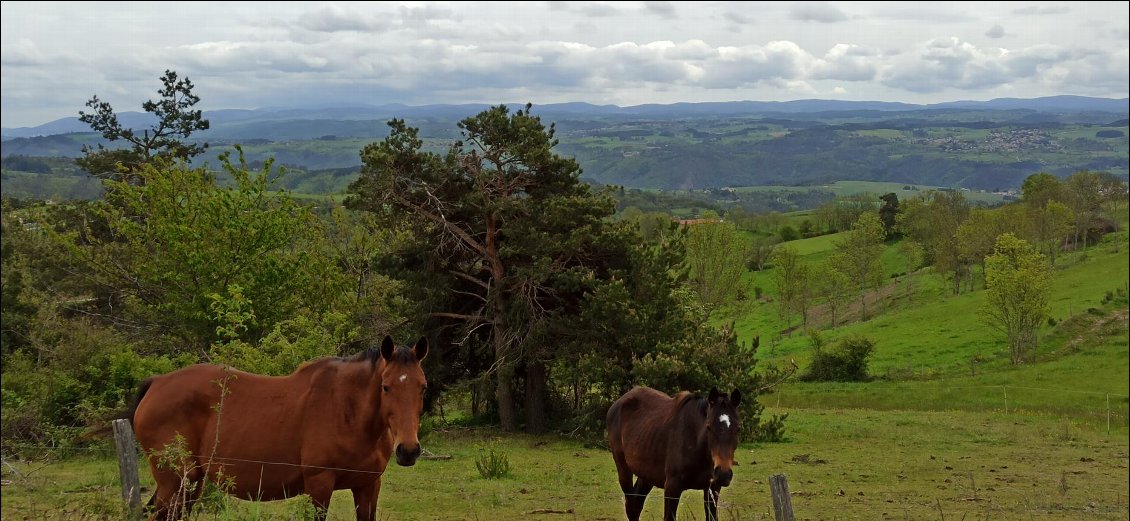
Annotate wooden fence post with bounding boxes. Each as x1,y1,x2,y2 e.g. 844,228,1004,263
112,419,141,521
770,473,794,521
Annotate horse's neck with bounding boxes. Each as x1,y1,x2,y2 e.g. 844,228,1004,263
672,395,710,450
311,358,387,434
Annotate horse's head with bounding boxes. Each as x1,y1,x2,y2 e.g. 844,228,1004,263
705,387,742,487
378,335,429,467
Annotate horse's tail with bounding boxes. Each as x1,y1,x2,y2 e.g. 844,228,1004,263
128,377,155,426
81,377,155,440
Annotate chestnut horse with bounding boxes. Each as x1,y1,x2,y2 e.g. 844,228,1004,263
607,386,742,521
130,335,428,521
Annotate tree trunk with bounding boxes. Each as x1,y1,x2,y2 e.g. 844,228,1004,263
525,360,548,434
494,325,518,432
496,362,517,431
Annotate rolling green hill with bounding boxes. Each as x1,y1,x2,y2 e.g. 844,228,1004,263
4,106,1126,198
719,204,1130,426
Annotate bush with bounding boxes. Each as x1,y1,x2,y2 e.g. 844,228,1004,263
748,412,789,442
778,226,800,242
474,446,512,479
800,333,875,382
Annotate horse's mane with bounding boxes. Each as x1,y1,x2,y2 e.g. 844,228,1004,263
673,391,709,417
344,348,383,365
339,346,417,366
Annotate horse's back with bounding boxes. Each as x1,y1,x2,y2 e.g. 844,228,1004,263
608,386,678,486
132,364,305,450
133,363,322,499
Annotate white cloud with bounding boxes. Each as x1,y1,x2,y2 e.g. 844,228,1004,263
811,44,881,81
1,1,1127,127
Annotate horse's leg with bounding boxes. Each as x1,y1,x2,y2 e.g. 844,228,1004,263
627,477,653,521
147,463,187,521
703,484,722,521
304,471,337,521
351,479,380,521
612,450,636,517
661,481,683,521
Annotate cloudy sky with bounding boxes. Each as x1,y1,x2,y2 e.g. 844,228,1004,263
2,1,1127,128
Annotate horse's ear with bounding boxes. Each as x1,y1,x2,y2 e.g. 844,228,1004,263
730,389,742,407
380,335,395,361
708,387,722,405
413,336,429,361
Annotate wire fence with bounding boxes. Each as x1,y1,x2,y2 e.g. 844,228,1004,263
2,382,1129,520
3,439,1128,521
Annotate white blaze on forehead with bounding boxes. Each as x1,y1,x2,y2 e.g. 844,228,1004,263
719,414,731,428
399,374,408,382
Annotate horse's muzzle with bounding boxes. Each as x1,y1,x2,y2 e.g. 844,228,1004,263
395,443,421,466
712,467,733,487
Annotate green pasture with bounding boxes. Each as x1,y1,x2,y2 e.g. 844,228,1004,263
3,406,1127,520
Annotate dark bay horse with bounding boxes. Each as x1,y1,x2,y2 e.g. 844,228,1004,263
130,335,428,521
607,386,742,521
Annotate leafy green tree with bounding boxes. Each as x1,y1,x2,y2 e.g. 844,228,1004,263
1064,170,1106,253
76,70,210,184
684,220,752,318
349,104,597,431
770,246,811,331
832,212,886,320
348,105,770,434
58,153,348,352
878,192,900,239
982,233,1051,365
815,260,852,328
956,207,1013,289
897,191,971,295
897,240,925,301
1,202,37,355
1024,200,1073,266
1020,172,1065,208
748,234,780,271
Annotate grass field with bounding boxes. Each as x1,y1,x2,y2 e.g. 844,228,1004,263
3,405,1127,520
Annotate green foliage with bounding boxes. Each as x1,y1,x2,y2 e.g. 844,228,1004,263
778,225,800,242
76,70,210,182
831,212,886,319
770,246,811,329
349,104,777,437
982,233,1051,365
749,412,789,442
800,332,875,382
58,152,347,351
684,221,752,316
474,446,512,479
215,313,351,376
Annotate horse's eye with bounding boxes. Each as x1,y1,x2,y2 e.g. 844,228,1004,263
382,385,391,393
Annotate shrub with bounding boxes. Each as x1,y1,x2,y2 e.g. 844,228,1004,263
778,226,800,242
475,446,511,479
749,412,789,442
800,333,875,382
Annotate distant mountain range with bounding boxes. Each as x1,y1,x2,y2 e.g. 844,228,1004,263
4,95,1127,140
